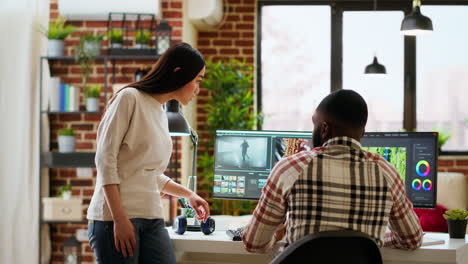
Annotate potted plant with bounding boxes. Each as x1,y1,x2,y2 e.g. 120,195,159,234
198,59,263,215
84,84,101,112
80,33,105,57
443,209,468,238
39,16,76,57
436,129,451,153
58,127,76,153
59,183,73,200
108,28,123,48
135,29,151,49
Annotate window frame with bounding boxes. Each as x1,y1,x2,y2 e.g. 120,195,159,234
257,0,468,154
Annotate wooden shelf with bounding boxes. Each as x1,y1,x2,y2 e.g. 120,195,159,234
41,111,102,114
41,220,87,224
41,152,96,168
41,55,160,61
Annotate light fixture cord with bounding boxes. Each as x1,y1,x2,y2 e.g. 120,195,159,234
374,0,377,11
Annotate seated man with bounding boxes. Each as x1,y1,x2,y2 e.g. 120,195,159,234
242,90,423,253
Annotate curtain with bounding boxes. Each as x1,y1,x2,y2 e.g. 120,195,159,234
0,0,50,263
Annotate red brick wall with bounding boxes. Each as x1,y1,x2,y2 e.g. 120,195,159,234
196,0,256,154
47,1,183,263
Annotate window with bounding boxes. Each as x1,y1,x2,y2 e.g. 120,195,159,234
417,6,468,151
343,11,404,132
260,5,330,131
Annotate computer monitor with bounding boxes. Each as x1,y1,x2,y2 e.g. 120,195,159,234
213,130,438,208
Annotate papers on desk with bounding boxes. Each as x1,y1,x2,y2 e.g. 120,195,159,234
421,236,445,246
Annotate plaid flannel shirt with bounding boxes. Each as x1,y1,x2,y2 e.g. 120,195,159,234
243,137,423,253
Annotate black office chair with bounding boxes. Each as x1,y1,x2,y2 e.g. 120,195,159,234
270,230,383,264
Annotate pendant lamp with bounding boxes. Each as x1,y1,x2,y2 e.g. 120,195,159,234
364,0,387,75
365,56,387,74
401,0,433,36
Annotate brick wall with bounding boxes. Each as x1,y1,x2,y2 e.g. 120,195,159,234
196,0,256,155
47,1,183,263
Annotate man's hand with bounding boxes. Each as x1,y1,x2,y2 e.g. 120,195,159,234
113,218,137,257
187,192,211,222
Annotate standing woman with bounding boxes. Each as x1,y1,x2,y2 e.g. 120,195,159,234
87,42,210,263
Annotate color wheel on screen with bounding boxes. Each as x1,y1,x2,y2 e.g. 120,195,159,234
412,179,422,191
416,160,430,177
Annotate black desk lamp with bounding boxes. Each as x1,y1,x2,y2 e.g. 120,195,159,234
165,99,198,192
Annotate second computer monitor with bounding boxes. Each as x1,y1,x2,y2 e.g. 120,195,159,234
213,130,438,208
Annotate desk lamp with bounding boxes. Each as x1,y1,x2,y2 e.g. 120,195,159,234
165,99,198,192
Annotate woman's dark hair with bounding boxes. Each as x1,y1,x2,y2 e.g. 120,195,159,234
107,42,205,107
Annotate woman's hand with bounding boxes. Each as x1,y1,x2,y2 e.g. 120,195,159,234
187,192,211,222
113,218,137,257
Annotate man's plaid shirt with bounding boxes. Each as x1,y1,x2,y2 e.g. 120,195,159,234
243,137,423,253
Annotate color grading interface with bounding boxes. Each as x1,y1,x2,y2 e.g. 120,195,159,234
361,132,438,208
213,130,438,208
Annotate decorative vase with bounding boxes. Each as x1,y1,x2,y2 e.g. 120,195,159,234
86,97,99,112
111,42,122,48
62,191,72,200
135,43,149,49
447,220,467,238
48,39,64,57
58,135,76,153
84,41,101,57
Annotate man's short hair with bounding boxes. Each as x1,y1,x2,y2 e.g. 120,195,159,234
316,89,368,129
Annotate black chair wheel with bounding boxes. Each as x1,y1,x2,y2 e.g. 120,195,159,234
200,217,215,235
173,215,187,235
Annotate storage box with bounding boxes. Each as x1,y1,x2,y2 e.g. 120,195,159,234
42,197,83,221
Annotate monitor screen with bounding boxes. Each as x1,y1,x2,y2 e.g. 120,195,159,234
213,130,438,208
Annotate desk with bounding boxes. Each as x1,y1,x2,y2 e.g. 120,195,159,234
168,229,467,264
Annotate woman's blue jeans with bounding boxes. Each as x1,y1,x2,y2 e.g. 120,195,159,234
88,218,176,264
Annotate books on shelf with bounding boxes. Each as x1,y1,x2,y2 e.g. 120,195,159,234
49,77,81,112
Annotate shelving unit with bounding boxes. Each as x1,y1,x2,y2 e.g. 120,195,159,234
38,55,159,263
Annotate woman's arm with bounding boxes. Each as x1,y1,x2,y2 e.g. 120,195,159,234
161,181,210,222
102,184,137,257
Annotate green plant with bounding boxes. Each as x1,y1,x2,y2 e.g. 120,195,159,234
443,209,468,221
75,33,104,88
198,59,263,215
108,28,123,44
58,127,75,136
58,183,72,195
435,129,451,150
135,29,151,45
84,84,101,98
39,16,76,40
81,33,105,43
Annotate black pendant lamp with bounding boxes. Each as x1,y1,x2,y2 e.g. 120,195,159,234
364,0,386,75
365,56,387,74
401,0,433,36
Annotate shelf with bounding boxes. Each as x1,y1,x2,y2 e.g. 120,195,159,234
41,152,95,168
41,111,102,114
41,220,87,224
41,55,160,61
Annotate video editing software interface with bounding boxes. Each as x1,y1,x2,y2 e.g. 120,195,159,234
213,130,438,208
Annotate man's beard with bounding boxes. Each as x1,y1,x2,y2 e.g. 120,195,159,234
312,124,322,148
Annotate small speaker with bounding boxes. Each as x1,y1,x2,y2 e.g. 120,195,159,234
200,217,215,235
173,215,187,235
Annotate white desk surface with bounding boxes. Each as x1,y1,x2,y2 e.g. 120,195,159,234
168,228,468,264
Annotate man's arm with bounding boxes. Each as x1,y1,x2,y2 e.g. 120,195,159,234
242,177,286,253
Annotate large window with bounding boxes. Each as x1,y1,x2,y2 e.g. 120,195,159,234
417,6,468,151
343,11,404,131
260,5,330,131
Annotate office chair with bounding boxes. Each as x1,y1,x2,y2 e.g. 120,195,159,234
270,230,383,264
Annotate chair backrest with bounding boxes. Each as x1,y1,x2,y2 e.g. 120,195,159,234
270,230,383,264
